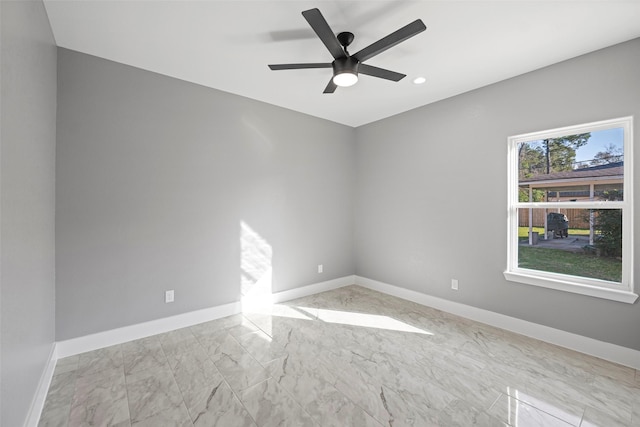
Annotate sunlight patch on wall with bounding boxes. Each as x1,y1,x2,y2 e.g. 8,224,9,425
240,221,273,308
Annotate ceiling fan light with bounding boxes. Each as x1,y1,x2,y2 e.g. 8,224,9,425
333,72,358,87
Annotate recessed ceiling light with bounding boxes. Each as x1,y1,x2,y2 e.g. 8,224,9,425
413,77,426,85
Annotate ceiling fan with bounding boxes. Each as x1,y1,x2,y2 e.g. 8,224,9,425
268,8,426,93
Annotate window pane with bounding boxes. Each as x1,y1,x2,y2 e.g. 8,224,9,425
517,208,622,283
594,183,623,200
518,128,624,202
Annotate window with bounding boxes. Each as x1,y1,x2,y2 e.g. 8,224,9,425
505,117,636,303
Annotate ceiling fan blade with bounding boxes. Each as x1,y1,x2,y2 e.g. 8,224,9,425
302,8,345,60
323,79,337,94
358,64,405,82
353,19,426,63
269,63,332,70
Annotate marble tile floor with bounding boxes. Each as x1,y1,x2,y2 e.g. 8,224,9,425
39,285,640,427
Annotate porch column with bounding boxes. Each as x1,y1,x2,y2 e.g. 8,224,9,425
589,183,595,245
528,186,534,245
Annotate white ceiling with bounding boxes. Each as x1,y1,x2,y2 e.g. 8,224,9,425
43,1,640,127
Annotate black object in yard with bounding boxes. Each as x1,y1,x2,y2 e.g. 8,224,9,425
547,212,569,238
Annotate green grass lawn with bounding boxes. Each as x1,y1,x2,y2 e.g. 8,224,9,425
518,227,591,238
518,246,621,282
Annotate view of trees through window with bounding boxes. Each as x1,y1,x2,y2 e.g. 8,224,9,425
516,127,624,283
519,133,591,180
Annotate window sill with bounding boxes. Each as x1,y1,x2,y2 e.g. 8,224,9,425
503,271,638,304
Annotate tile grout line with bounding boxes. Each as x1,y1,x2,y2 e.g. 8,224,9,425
116,344,138,426
212,328,262,427
237,311,347,426
233,314,290,426
189,317,262,426
157,335,195,426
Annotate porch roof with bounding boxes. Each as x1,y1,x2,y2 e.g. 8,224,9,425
519,162,623,187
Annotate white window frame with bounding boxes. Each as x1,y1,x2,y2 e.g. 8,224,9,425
504,117,636,303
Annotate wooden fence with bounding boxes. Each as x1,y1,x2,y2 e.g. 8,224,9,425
518,208,591,229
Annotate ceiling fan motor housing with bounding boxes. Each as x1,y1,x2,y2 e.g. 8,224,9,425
333,56,359,77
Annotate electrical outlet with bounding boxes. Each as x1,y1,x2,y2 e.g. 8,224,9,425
165,290,175,303
451,279,459,291
318,264,323,273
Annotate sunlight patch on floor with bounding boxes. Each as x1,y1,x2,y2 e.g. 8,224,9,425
299,306,433,335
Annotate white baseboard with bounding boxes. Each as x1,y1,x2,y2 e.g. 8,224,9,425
24,343,57,427
56,301,242,358
355,275,640,370
54,274,640,370
55,275,356,358
272,275,356,303
28,275,639,427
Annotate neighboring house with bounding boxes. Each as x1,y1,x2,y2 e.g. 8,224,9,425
518,162,624,241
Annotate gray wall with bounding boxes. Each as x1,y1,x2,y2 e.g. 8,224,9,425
56,49,355,340
355,38,640,350
0,1,57,426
